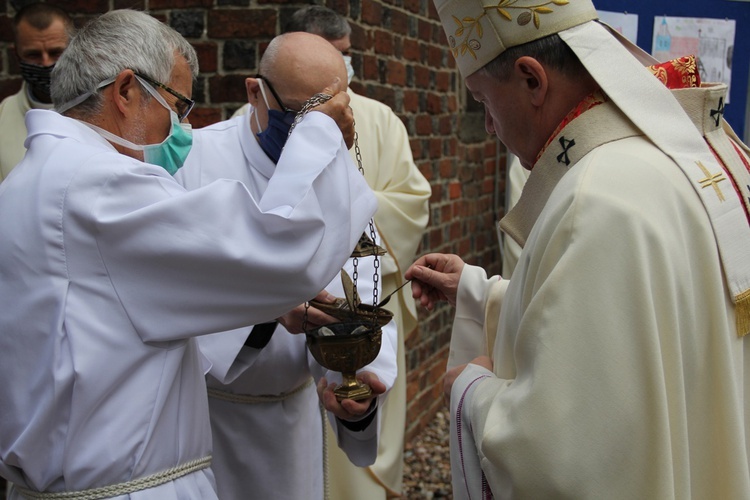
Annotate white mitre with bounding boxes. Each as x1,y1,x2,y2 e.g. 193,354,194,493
434,0,750,337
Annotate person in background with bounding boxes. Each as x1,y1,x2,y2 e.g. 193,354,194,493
406,0,750,497
0,9,375,499
176,32,399,500
0,2,74,181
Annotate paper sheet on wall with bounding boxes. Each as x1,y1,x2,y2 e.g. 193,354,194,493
597,10,639,44
652,16,735,102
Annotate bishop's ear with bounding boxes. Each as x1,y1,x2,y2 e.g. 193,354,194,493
514,56,548,106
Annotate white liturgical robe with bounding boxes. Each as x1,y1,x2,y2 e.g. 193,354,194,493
176,114,398,499
0,109,376,499
449,91,750,498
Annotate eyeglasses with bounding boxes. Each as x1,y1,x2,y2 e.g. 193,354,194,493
255,74,298,113
135,72,195,121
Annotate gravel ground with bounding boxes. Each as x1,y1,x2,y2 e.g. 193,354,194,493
402,409,453,499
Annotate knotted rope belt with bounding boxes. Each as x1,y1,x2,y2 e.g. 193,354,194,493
11,456,211,500
206,377,313,404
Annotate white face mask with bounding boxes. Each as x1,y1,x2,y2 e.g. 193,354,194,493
343,55,355,84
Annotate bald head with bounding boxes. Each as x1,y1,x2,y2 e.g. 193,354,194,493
259,32,347,110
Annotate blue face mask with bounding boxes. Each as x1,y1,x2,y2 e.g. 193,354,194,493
57,75,193,176
256,109,295,164
254,79,296,164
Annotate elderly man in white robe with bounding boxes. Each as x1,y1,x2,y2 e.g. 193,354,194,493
405,0,750,498
176,32,398,500
0,9,376,500
231,7,432,498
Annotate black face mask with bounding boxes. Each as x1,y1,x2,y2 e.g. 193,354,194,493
19,61,54,101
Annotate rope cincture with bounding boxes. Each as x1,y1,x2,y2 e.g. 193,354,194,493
12,456,211,500
207,378,314,404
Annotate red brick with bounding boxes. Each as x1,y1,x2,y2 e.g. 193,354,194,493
114,0,145,9
447,95,458,112
438,158,454,178
415,115,432,136
402,90,419,113
482,178,495,194
208,74,249,103
417,161,432,182
192,42,218,73
350,23,368,50
449,182,462,199
402,39,420,62
414,66,430,89
390,9,409,35
54,0,109,14
362,54,378,81
428,1,440,21
436,70,451,92
429,184,442,203
207,9,276,38
429,138,441,158
428,45,444,68
386,60,406,86
150,0,211,7
373,30,393,55
0,16,13,42
404,0,421,14
370,86,395,109
361,1,382,26
439,116,454,135
325,0,351,15
418,19,432,41
426,92,442,113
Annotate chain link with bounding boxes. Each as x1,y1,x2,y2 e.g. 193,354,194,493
354,127,380,309
288,92,333,137
299,99,382,332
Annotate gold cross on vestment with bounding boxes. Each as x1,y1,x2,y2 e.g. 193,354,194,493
696,161,726,202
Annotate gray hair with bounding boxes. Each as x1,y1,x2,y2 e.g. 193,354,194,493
284,5,351,40
51,9,198,116
480,33,585,82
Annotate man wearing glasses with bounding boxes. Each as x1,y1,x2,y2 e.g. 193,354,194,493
0,9,375,500
176,31,398,500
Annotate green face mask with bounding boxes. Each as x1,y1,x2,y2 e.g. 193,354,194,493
140,107,193,175
57,75,193,175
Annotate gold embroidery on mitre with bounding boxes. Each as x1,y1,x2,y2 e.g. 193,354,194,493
737,289,750,337
696,160,727,202
449,0,571,59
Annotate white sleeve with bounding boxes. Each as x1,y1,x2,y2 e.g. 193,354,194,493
94,112,377,343
449,265,506,369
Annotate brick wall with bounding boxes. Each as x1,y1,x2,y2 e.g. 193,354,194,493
0,0,508,442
